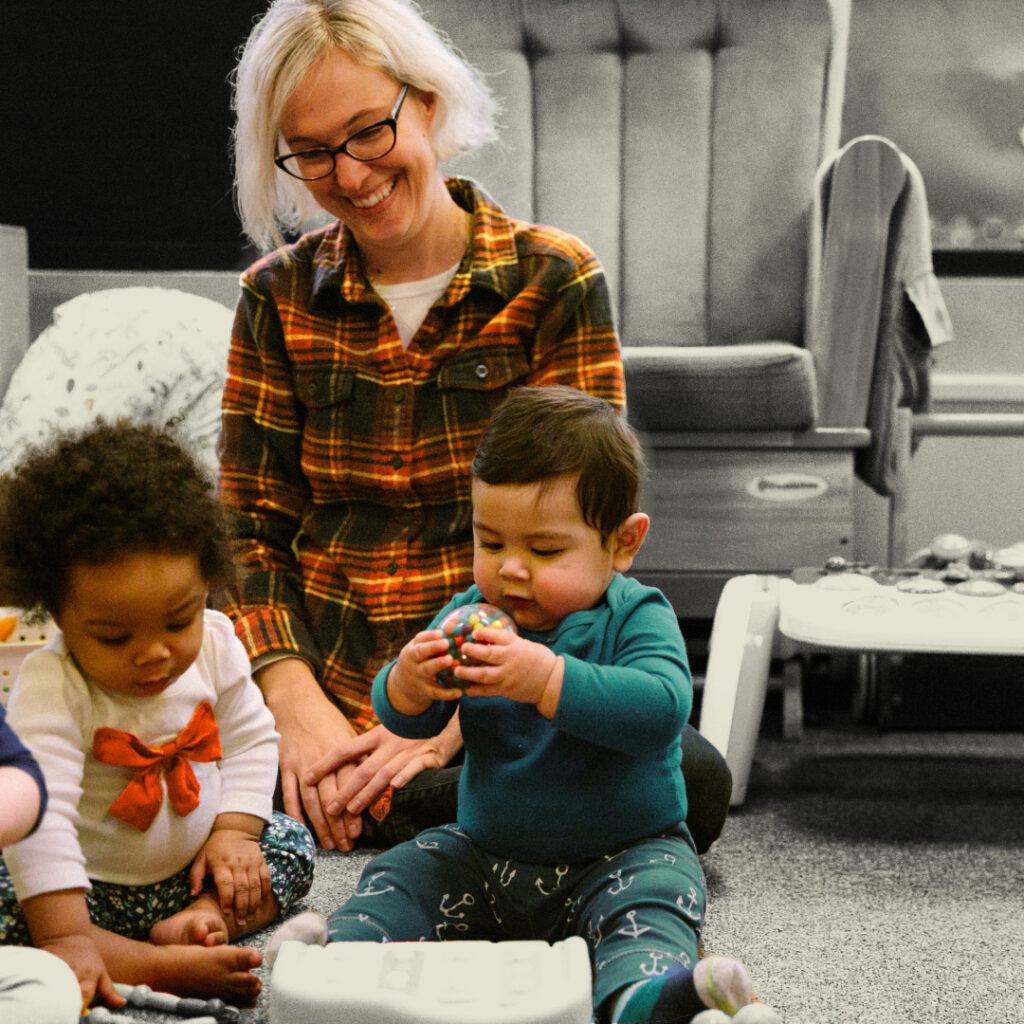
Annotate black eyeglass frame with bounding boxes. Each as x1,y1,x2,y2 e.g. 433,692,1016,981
274,83,410,180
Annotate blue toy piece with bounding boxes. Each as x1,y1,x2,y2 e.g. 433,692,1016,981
436,602,518,689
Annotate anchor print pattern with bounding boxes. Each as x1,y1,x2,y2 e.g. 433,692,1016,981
676,885,702,923
434,891,475,939
607,869,633,895
355,872,395,898
535,864,569,895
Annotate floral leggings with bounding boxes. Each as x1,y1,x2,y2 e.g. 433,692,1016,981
0,811,314,944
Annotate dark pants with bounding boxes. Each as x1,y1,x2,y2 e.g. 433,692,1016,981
329,821,706,1016
360,723,731,855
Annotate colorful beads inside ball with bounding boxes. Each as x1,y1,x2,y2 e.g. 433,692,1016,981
437,602,518,689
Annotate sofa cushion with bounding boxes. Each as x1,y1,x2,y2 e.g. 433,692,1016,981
624,342,817,432
436,0,838,350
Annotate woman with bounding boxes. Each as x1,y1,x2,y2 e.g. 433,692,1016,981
220,0,730,854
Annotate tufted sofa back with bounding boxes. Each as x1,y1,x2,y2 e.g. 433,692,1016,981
430,0,849,349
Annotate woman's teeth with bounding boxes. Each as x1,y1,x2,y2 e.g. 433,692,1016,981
351,178,396,209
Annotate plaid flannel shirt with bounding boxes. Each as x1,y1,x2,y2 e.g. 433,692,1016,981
218,178,624,730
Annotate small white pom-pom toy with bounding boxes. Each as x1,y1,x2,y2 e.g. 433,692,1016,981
734,1004,784,1023
693,956,754,1014
265,909,329,967
691,1011,731,1024
692,1001,783,1023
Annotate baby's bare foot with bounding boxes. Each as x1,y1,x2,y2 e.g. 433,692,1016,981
151,944,263,1006
150,893,229,947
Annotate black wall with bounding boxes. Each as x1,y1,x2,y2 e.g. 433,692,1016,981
1,3,264,269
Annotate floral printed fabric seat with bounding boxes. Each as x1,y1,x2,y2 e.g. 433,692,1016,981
0,286,233,480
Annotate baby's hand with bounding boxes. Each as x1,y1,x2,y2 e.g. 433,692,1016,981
42,932,123,1013
387,629,461,713
191,826,271,930
455,629,563,712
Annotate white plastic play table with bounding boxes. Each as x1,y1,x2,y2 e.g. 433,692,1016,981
698,567,1024,805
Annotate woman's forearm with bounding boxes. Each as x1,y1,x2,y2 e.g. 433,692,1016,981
254,657,327,721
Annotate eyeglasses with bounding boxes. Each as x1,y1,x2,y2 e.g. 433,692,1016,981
275,83,410,181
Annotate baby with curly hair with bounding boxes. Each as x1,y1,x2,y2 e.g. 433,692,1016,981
0,420,314,1013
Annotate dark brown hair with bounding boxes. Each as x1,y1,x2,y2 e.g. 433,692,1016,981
470,386,645,539
0,419,236,618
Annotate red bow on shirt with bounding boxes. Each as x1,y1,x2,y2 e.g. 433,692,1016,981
92,700,223,832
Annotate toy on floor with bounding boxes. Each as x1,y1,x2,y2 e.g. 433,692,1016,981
436,602,518,689
266,908,329,967
269,934,592,1024
81,983,241,1023
693,1007,783,1023
85,1009,219,1024
264,915,783,1023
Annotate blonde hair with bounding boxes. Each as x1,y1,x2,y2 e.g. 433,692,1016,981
232,0,498,251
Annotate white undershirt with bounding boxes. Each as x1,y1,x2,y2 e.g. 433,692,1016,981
372,261,461,347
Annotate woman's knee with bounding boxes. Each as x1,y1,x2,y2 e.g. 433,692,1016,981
681,723,732,854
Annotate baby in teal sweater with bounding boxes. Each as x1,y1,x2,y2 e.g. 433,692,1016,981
321,385,758,1023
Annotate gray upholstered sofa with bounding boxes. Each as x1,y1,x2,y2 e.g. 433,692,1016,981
427,0,950,614
0,0,951,618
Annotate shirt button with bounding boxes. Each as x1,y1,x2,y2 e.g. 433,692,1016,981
394,389,405,404
391,454,403,469
475,363,489,380
386,561,398,575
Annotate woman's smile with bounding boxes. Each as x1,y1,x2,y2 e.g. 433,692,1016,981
348,176,398,210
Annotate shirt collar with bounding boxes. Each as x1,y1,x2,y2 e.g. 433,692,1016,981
307,177,522,307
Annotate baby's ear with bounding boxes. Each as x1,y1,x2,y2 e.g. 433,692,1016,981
611,512,650,570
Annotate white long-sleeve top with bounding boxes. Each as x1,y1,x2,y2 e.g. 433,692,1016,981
4,610,278,899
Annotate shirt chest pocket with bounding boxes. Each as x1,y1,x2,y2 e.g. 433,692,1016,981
436,348,531,393
293,366,357,491
433,348,533,474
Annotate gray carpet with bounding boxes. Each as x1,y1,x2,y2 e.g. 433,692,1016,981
701,728,1024,1024
96,722,1024,1024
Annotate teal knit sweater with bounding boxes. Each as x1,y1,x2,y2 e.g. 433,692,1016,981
372,574,691,864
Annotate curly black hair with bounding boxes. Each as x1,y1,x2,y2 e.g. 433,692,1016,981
0,419,236,619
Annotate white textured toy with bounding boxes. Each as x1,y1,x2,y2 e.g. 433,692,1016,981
693,1006,783,1023
269,935,593,1024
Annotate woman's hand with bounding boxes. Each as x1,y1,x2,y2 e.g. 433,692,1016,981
255,659,362,850
189,814,271,930
306,716,463,820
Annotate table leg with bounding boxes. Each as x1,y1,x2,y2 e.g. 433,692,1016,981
699,575,780,806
